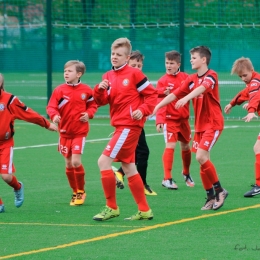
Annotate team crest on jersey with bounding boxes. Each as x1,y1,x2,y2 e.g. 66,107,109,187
198,79,203,85
0,103,5,111
81,93,87,100
122,79,129,86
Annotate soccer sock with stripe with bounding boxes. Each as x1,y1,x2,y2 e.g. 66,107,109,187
66,167,77,193
128,173,150,212
162,148,174,180
101,169,117,210
181,149,191,175
74,164,85,192
7,175,21,190
255,153,260,186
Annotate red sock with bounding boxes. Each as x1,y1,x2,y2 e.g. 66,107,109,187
200,169,212,190
182,149,191,175
128,174,149,212
0,198,3,205
101,169,117,209
66,167,77,193
201,160,219,185
7,176,21,190
74,164,85,192
162,148,174,180
255,154,260,186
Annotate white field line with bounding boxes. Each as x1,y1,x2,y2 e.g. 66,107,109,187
13,124,250,150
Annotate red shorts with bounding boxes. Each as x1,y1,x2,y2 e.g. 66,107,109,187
0,147,16,174
163,119,191,143
191,129,222,153
58,137,86,158
103,127,142,163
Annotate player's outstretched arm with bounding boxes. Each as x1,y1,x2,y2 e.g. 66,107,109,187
152,93,177,116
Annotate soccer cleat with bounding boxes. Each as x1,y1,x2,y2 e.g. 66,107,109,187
201,197,215,210
74,191,86,205
93,206,120,221
144,184,157,196
70,193,77,206
183,173,195,187
14,181,24,208
0,204,5,213
115,171,124,189
244,185,260,197
124,209,153,220
162,179,178,190
213,188,228,210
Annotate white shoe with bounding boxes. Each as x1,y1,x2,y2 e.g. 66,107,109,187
162,179,178,190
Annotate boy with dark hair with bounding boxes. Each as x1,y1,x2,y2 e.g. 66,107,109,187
114,50,157,196
156,50,193,190
0,73,57,213
47,60,97,206
224,57,260,197
93,38,157,221
153,46,228,210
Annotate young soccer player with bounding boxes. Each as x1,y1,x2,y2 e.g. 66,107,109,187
224,57,260,197
113,50,157,196
156,50,193,190
153,46,228,210
47,60,97,206
0,73,57,213
92,38,157,221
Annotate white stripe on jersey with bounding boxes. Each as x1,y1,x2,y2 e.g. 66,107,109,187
110,128,130,158
189,82,194,90
205,76,215,89
58,99,69,109
137,80,150,92
87,97,94,102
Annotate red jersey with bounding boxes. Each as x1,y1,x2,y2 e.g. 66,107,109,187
230,71,260,114
174,69,224,132
156,71,189,125
0,90,51,148
47,82,97,138
93,64,157,128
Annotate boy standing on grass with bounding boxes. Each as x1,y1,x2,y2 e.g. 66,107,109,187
0,73,57,213
113,50,157,196
224,57,260,197
155,50,193,190
153,46,228,210
92,38,157,221
47,60,97,206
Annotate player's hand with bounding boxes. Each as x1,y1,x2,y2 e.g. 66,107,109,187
98,79,109,90
80,112,89,122
164,88,170,96
132,109,143,120
243,112,257,122
48,122,58,131
224,104,232,114
156,123,164,132
242,103,249,110
175,97,188,109
53,115,61,124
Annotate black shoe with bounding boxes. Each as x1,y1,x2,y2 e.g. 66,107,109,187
244,185,260,197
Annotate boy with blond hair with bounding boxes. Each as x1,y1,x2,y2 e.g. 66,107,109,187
0,73,57,213
156,50,193,190
153,46,228,210
114,50,157,196
224,57,260,197
93,38,157,221
47,60,97,206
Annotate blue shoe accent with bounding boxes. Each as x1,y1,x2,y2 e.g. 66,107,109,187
0,204,5,213
14,181,24,208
